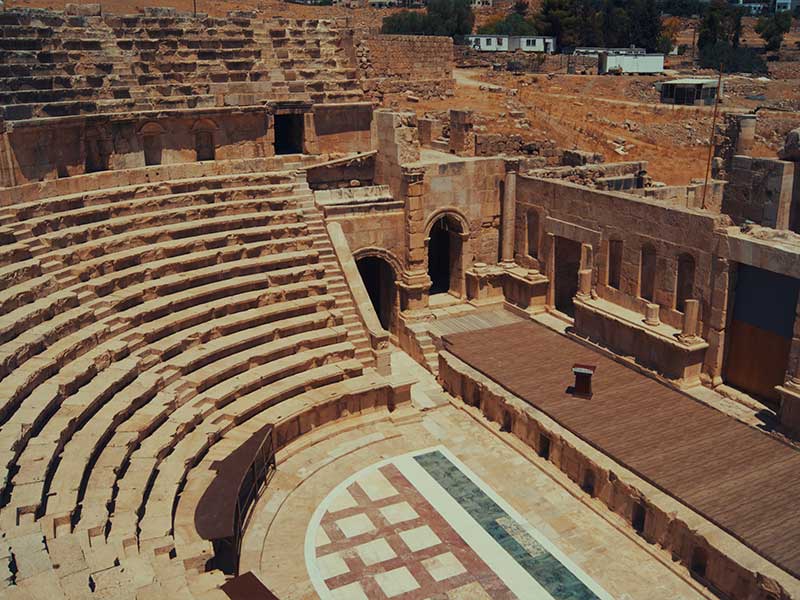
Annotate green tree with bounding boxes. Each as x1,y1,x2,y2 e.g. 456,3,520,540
381,0,474,37
656,0,705,17
536,0,582,47
698,0,743,51
427,0,475,35
629,0,662,51
478,13,539,35
755,10,792,51
535,0,662,50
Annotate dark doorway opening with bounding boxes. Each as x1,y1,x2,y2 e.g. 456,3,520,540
639,244,657,302
537,433,551,460
85,136,108,173
274,114,304,155
632,502,647,534
581,470,596,497
690,547,708,579
724,264,800,406
356,256,396,332
428,216,463,297
501,411,512,433
554,236,582,317
143,135,162,166
195,131,215,161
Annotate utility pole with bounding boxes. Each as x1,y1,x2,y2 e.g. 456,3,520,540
701,65,724,210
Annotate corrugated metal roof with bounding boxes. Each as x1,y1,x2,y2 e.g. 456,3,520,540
664,78,719,86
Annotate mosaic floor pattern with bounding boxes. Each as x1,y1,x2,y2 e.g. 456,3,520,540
306,447,611,600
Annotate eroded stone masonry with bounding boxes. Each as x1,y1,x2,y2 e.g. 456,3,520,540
0,6,799,600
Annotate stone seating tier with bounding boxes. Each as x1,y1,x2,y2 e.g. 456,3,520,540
0,9,364,121
0,157,391,598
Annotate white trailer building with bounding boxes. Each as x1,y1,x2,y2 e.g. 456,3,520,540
512,36,556,53
465,35,510,52
465,35,556,53
598,52,664,75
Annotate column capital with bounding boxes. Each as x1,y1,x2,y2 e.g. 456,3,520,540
401,165,426,184
504,158,520,174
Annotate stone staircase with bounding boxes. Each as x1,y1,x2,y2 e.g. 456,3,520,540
296,194,373,367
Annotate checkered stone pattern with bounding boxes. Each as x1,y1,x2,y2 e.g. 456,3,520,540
314,463,514,599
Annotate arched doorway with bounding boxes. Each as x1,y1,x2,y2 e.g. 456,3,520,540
427,215,464,297
356,256,396,332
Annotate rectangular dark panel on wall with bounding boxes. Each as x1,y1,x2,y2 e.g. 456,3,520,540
732,264,800,339
724,264,800,403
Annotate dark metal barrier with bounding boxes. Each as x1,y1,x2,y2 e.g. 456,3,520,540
195,424,276,575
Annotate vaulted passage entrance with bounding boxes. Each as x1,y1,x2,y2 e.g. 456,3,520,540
274,114,304,155
724,264,800,405
428,215,463,297
356,256,396,331
554,236,582,317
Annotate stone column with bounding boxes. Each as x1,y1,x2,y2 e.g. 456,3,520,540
680,299,700,340
644,303,660,326
735,114,756,156
577,269,592,298
501,159,519,267
418,118,434,146
399,166,431,313
449,110,474,157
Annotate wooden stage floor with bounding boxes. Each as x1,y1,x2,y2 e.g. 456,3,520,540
443,321,800,579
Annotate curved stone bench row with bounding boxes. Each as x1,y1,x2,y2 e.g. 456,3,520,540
0,163,385,598
0,11,363,120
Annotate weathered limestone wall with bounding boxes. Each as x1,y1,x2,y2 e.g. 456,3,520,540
420,157,506,266
1,109,272,185
515,176,736,386
313,103,374,154
722,155,797,231
1,103,381,186
516,176,726,333
474,133,560,162
331,210,407,274
374,110,420,200
355,32,455,98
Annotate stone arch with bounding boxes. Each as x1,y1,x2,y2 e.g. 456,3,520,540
192,119,219,161
353,247,401,333
191,118,219,132
353,247,403,278
137,121,166,136
423,207,470,238
425,211,470,299
137,121,166,166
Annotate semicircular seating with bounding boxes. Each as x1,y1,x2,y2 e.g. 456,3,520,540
0,156,406,600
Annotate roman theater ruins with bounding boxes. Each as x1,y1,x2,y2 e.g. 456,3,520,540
0,5,799,600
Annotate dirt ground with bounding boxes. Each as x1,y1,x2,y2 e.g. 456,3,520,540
389,69,799,185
